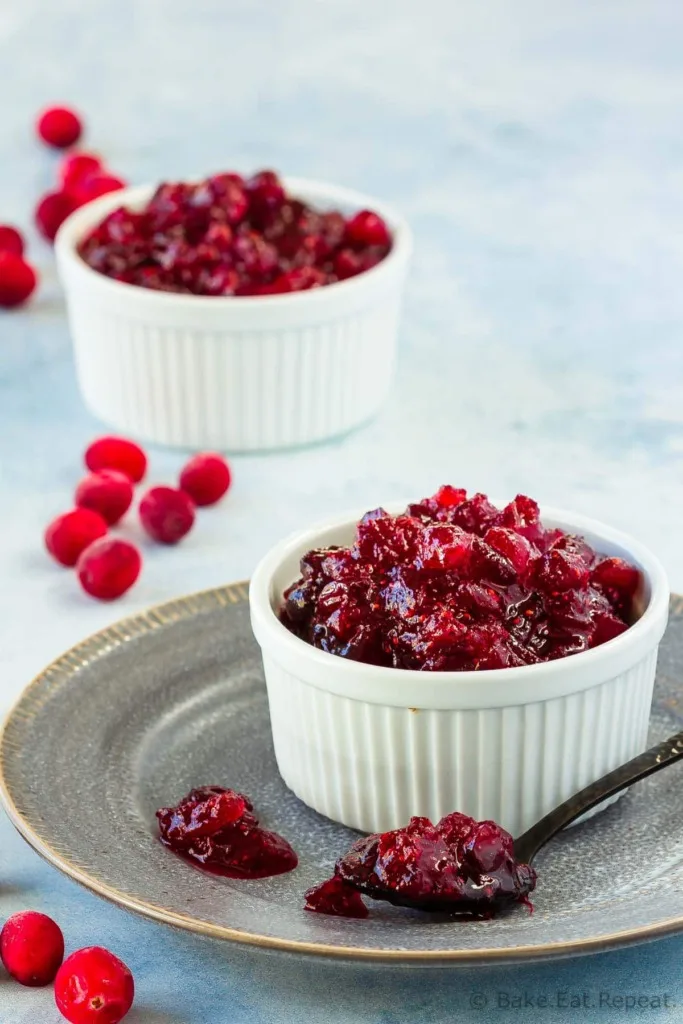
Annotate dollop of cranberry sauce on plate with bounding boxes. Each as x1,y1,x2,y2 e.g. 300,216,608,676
305,813,536,918
156,786,298,878
78,169,392,295
280,488,640,671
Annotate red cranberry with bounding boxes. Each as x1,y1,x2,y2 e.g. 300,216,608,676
0,252,38,308
74,175,127,206
45,508,108,567
139,486,195,544
0,225,24,256
280,487,640,671
85,435,147,483
35,191,77,242
334,248,365,280
77,537,141,601
157,786,298,878
247,169,286,213
270,266,327,292
0,911,64,986
59,152,103,191
304,877,369,918
345,209,391,247
54,946,134,1024
36,105,83,149
179,452,231,506
75,470,134,525
208,174,249,224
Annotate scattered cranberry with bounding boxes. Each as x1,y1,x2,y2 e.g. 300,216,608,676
308,813,535,918
280,488,639,670
304,877,369,919
0,225,24,256
36,106,83,149
179,453,231,506
157,786,298,878
35,191,77,242
345,209,391,248
75,470,133,525
55,946,134,1024
84,435,147,483
0,911,64,986
0,252,38,308
59,152,103,192
73,174,127,206
139,486,195,544
45,508,108,567
77,537,141,601
77,170,393,295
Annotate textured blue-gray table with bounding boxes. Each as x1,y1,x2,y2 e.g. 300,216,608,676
3,0,683,1020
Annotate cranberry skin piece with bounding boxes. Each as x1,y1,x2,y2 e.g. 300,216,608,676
55,946,134,1024
85,435,147,483
0,911,64,986
0,252,38,308
75,470,134,525
74,174,127,206
139,486,195,544
35,190,77,242
36,105,82,148
77,538,142,601
179,452,231,506
247,169,286,212
592,557,640,598
304,876,369,918
45,508,108,567
59,152,103,191
345,209,391,247
334,248,365,280
271,266,326,292
0,224,24,256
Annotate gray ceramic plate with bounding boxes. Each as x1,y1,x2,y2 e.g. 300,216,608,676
2,583,683,964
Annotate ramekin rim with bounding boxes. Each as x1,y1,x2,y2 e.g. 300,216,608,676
249,501,670,689
54,176,413,308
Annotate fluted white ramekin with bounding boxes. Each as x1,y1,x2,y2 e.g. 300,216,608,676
250,504,669,837
55,179,412,452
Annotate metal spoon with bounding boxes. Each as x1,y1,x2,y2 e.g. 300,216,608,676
513,728,683,864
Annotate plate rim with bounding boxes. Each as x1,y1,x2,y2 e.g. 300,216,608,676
2,581,683,964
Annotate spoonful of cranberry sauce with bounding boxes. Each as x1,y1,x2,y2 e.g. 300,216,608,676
306,729,683,919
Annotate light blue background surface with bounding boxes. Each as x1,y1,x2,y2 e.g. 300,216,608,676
3,0,683,1019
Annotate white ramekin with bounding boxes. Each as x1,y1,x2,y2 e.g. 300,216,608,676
250,504,669,837
55,179,412,452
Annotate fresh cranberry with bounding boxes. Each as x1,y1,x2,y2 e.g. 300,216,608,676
59,152,103,191
54,946,134,1024
0,225,24,256
179,452,231,506
74,175,127,206
308,812,535,917
139,486,195,544
45,508,108,567
77,538,141,600
35,191,77,242
304,877,369,918
280,487,640,670
157,786,298,878
0,911,64,986
0,252,38,308
84,435,147,483
36,106,83,149
75,470,134,525
345,209,391,247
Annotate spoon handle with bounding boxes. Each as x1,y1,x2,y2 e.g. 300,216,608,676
513,728,683,865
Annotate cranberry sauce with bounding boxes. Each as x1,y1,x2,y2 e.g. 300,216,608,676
78,169,392,295
281,488,640,671
156,786,298,879
305,813,536,918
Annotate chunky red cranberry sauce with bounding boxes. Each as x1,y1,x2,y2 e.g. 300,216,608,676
280,488,640,671
157,786,298,878
305,813,536,918
78,170,392,295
